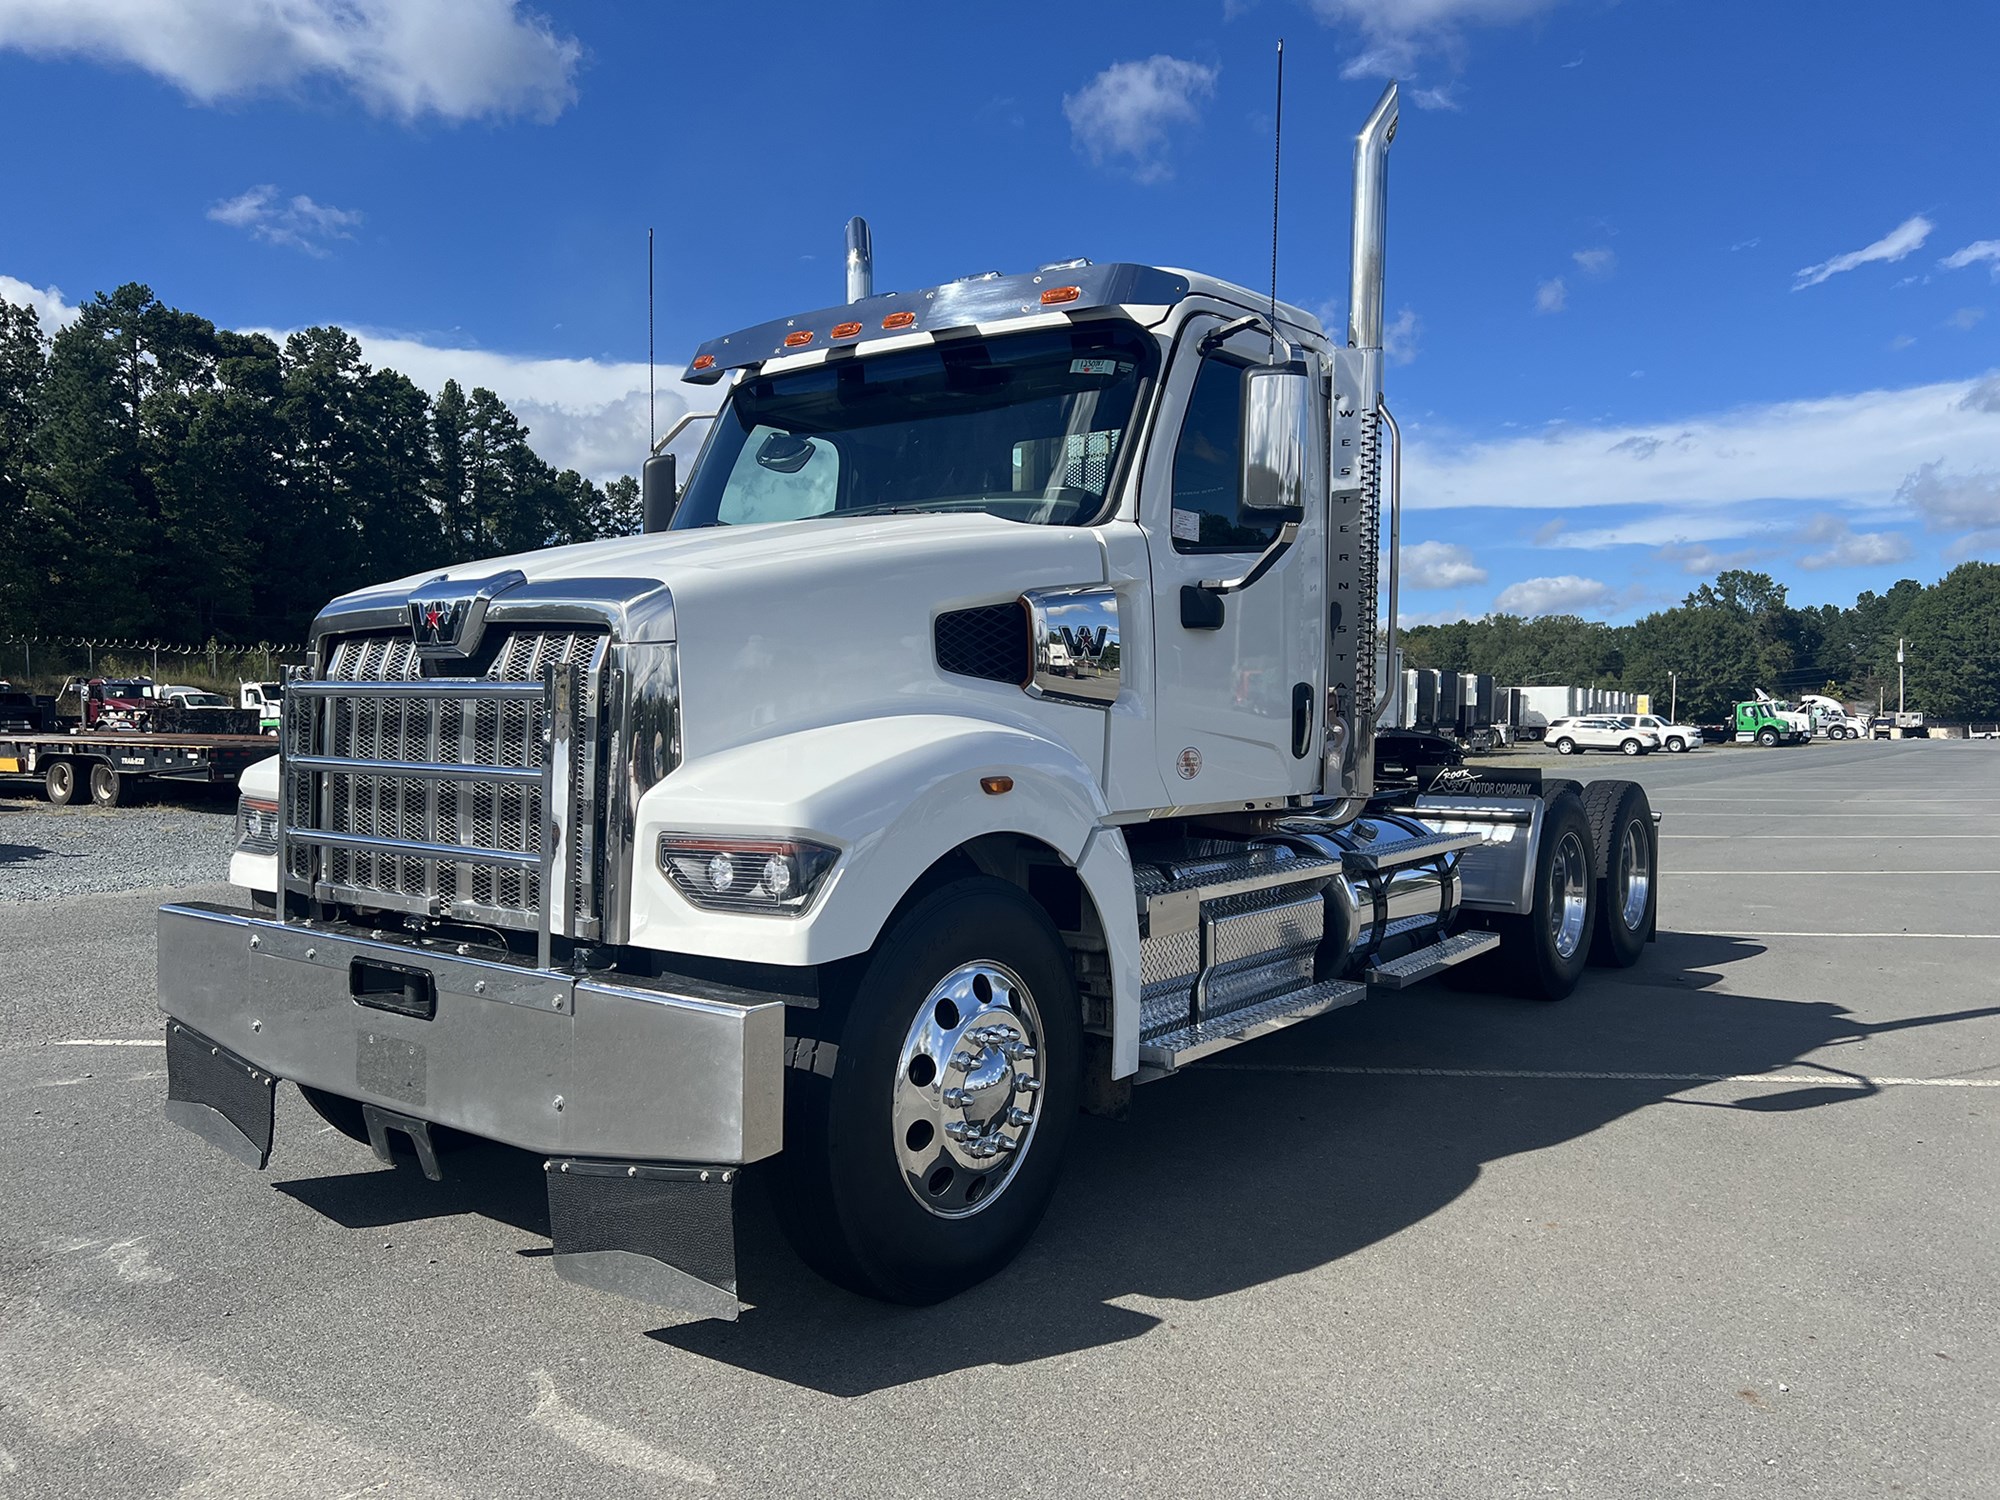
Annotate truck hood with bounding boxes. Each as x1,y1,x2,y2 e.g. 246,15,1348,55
320,513,1114,762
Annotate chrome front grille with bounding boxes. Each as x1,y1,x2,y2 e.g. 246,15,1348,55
283,627,607,939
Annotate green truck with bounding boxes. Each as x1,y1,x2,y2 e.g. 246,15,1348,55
1734,700,1810,746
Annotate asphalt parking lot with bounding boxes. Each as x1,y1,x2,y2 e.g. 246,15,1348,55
2,741,1996,1498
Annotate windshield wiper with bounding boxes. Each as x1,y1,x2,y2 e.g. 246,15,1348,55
832,502,960,517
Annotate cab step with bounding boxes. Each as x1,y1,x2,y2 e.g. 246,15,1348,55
1135,978,1366,1081
1365,928,1500,989
1336,828,1485,874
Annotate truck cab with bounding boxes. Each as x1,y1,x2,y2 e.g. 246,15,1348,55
239,681,284,735
1734,700,1808,746
156,82,1667,1322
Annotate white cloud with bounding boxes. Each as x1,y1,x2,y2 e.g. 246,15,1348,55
1308,0,1559,79
1792,214,1932,291
1407,372,2000,522
1940,240,2000,279
1796,515,1912,571
1896,461,2000,535
0,0,579,122
1572,247,1615,276
1655,541,1771,575
1535,277,1566,314
1493,574,1613,615
209,185,361,257
0,273,80,329
1945,307,1986,331
1402,540,1487,588
1062,56,1217,184
1384,306,1420,365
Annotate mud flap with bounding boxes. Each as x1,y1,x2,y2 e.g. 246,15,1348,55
544,1158,742,1322
164,1020,277,1169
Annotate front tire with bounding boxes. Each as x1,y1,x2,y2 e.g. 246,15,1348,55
774,877,1082,1305
1666,736,1687,753
1555,737,1577,755
1757,728,1779,748
1620,738,1644,756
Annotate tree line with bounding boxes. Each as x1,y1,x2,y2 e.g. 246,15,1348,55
1402,565,2000,723
0,285,639,650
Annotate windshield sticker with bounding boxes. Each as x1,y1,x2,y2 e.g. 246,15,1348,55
1170,508,1201,542
1070,358,1120,376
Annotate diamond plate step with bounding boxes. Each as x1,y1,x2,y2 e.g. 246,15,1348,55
1135,978,1366,1080
1365,928,1501,990
1336,828,1484,873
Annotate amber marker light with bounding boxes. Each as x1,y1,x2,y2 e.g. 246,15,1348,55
830,321,863,339
692,354,715,371
882,310,917,329
783,329,814,348
1040,285,1081,305
980,776,1014,795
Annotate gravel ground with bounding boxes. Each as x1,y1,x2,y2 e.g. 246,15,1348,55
0,785,235,901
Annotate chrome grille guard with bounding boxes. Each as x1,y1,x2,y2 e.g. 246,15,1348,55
279,663,589,969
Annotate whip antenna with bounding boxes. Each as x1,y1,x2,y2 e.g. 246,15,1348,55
647,226,656,449
1270,37,1284,352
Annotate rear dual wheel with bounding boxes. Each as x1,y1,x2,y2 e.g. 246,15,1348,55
1492,788,1596,1000
1583,780,1656,967
43,760,77,805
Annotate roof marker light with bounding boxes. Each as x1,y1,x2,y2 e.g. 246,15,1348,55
1040,286,1081,305
783,330,814,348
882,310,917,330
692,354,715,371
831,321,863,339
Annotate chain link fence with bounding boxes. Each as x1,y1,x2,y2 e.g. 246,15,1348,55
0,635,307,696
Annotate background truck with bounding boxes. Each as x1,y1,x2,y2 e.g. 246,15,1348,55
156,81,1665,1323
1734,699,1809,746
1797,694,1868,739
239,680,284,734
61,675,158,731
0,722,272,806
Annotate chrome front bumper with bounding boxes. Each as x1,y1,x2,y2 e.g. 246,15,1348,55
156,901,785,1165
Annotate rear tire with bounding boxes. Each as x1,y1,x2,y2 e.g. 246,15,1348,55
1493,790,1596,1000
89,762,124,807
773,877,1082,1305
44,759,77,805
1583,781,1656,967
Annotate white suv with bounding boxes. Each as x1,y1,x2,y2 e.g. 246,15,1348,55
1614,713,1702,753
1545,716,1659,756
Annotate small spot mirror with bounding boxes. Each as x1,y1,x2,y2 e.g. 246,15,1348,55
755,432,817,475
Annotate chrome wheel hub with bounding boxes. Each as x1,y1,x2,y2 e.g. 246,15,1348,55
1549,830,1590,960
891,961,1045,1218
1618,820,1651,932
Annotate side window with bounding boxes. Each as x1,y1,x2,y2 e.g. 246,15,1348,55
716,426,840,524
1170,358,1280,552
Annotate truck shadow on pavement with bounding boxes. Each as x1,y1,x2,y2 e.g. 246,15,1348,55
651,930,2000,1395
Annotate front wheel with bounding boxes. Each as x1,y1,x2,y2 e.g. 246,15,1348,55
1620,738,1644,757
1666,737,1687,753
1757,728,1779,748
1555,737,1577,755
774,877,1082,1305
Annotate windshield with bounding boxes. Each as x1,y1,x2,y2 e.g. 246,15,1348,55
179,692,228,707
673,322,1156,530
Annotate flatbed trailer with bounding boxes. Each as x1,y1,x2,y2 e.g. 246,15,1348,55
0,730,271,807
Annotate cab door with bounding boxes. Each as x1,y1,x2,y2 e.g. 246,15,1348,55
1136,321,1325,804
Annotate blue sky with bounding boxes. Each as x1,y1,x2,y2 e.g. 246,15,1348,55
3,0,1997,622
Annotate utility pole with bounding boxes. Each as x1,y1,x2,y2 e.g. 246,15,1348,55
1669,671,1678,722
1897,638,1906,714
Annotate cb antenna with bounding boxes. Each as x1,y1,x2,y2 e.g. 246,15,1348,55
647,226,656,448
1269,37,1284,355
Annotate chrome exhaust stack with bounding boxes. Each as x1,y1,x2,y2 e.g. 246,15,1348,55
1326,83,1400,813
845,216,874,303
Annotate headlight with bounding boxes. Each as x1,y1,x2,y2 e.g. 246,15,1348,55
657,833,838,915
237,796,279,854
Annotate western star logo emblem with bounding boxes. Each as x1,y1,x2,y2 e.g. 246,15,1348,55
405,569,524,660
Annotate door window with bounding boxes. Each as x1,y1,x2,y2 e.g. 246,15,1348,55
1169,358,1282,553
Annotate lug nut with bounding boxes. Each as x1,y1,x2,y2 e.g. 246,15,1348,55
945,1121,976,1141
943,1087,973,1108
949,1052,976,1073
1007,1107,1032,1127
995,1136,1019,1153
1002,1043,1037,1062
1016,1076,1042,1093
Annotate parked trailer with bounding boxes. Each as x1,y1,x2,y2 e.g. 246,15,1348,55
0,729,272,807
156,81,1667,1323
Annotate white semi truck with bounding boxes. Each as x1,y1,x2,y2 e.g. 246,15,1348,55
158,83,1662,1321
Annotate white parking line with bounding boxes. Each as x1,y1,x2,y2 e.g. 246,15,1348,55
1209,1064,2000,1087
1670,869,2000,876
1663,834,2000,840
1702,930,2000,939
56,1038,166,1047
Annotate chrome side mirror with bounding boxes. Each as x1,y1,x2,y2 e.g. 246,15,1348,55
1240,360,1316,515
